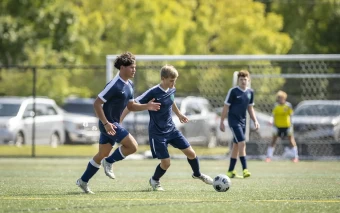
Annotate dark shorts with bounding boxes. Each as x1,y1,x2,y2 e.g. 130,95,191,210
273,127,293,138
99,122,129,146
230,125,246,143
149,130,190,159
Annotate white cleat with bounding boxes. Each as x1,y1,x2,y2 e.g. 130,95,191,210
102,158,115,179
192,173,213,185
149,178,165,191
76,179,94,194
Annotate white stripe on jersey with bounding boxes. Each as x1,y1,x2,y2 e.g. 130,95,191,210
135,85,158,103
98,76,120,103
229,126,239,142
151,138,157,155
224,87,237,105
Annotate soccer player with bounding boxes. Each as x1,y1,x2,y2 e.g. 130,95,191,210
120,65,213,191
266,90,298,163
76,52,161,194
219,70,259,179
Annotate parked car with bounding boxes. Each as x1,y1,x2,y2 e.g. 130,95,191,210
0,96,65,146
215,108,272,144
292,100,340,142
122,96,219,147
61,98,100,144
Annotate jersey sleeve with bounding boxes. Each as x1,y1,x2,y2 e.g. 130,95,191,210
135,88,153,104
249,90,255,105
224,88,234,105
98,81,117,103
287,102,293,115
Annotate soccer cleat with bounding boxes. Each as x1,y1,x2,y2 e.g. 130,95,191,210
265,158,271,163
149,178,164,191
102,158,115,179
292,158,299,163
76,179,94,194
192,173,213,185
226,170,243,179
243,169,251,178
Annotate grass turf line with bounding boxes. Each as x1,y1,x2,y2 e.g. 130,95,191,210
0,159,339,213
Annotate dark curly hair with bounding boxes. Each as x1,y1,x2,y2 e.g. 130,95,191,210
114,52,136,70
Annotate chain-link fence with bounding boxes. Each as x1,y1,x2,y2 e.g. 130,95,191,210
1,56,340,158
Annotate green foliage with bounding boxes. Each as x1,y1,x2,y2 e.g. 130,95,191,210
0,0,306,102
270,0,340,54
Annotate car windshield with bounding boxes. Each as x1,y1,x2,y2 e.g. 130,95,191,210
0,103,21,116
62,103,95,116
294,104,340,116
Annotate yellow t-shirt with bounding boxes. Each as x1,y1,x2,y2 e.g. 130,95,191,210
272,102,293,128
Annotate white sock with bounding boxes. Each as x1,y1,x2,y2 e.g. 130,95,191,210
293,146,298,158
267,147,274,158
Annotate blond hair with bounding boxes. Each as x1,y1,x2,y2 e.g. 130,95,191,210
160,65,178,79
277,90,287,99
238,70,250,79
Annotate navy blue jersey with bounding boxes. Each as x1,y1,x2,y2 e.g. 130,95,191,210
136,85,176,135
98,75,134,125
224,86,254,126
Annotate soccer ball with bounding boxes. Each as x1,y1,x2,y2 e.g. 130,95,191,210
213,174,231,192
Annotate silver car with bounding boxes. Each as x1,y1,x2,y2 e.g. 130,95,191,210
62,98,100,144
293,100,340,142
122,96,218,147
0,97,65,146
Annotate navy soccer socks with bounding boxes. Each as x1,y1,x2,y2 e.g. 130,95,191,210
187,157,201,177
81,159,100,182
152,164,167,181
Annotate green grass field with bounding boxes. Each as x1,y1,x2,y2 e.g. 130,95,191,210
0,158,339,213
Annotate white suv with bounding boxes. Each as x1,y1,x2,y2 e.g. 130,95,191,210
0,97,65,146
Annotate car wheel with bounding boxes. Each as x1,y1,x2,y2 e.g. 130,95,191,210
64,131,72,144
50,132,60,148
15,131,25,147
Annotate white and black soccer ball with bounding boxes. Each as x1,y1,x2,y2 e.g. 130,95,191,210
213,174,231,192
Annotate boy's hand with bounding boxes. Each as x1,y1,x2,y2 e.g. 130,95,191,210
105,122,117,135
254,121,260,130
220,122,225,132
178,114,189,123
147,98,161,111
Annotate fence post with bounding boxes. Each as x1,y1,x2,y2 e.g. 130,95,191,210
32,67,37,157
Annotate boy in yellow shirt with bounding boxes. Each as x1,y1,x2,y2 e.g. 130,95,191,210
266,90,298,162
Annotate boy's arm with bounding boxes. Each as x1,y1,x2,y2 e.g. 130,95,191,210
127,98,160,111
120,107,130,124
94,97,117,135
172,102,188,123
247,105,260,130
219,104,229,132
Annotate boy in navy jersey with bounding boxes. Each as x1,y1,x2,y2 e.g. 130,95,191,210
121,65,213,191
76,52,161,194
219,70,260,178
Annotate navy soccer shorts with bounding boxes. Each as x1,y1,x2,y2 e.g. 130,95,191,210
99,122,129,146
230,125,246,143
149,130,190,159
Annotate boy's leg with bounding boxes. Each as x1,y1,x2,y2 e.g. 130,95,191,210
181,146,213,185
149,136,170,191
267,127,279,162
103,134,138,179
288,134,299,162
77,143,112,194
150,159,169,191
